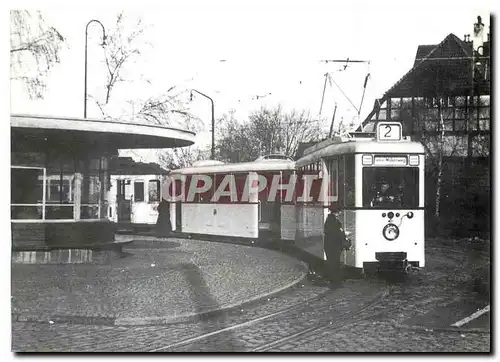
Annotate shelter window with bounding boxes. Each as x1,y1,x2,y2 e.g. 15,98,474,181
81,157,108,220
11,167,44,220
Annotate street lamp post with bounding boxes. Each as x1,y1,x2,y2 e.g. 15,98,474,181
190,89,215,160
84,20,106,119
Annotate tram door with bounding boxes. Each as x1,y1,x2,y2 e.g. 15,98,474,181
116,179,132,222
258,173,281,241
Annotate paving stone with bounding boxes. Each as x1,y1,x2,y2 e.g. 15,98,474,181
12,237,308,325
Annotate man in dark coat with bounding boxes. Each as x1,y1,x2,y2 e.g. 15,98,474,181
324,204,347,284
156,198,172,238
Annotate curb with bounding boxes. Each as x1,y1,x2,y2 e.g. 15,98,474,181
12,314,116,326
115,263,309,326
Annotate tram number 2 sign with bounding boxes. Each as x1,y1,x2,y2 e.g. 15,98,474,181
376,122,402,141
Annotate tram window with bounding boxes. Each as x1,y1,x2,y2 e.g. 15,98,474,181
148,180,160,202
213,174,234,203
362,167,418,209
344,155,355,207
327,158,338,201
134,181,145,202
234,173,247,202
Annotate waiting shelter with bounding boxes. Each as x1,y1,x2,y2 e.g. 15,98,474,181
10,114,195,260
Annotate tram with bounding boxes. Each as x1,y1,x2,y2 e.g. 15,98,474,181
294,121,425,274
107,174,165,230
165,156,296,240
106,157,168,231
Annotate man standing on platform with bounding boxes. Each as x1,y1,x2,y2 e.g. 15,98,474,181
324,204,348,285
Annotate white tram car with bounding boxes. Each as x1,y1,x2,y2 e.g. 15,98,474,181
166,157,296,240
107,174,165,230
294,122,425,273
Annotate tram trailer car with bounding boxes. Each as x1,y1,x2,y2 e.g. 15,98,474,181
108,174,165,231
294,122,425,275
165,156,296,241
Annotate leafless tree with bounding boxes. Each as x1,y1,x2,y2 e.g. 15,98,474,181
217,105,325,163
101,12,149,105
91,13,198,128
400,97,467,218
86,12,205,167
216,110,256,162
157,146,211,170
88,12,148,117
10,10,65,99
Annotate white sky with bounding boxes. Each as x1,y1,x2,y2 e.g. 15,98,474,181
8,1,493,151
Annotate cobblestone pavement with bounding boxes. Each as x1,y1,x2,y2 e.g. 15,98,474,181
12,276,385,352
12,237,490,352
11,237,307,324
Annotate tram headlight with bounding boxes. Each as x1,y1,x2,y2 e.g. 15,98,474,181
382,223,400,241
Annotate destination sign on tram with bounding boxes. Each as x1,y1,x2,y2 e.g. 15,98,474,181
374,156,408,166
377,122,402,141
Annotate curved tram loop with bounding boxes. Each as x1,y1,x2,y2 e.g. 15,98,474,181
151,285,391,352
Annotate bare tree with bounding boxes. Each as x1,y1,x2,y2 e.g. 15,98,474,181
134,88,202,129
217,105,325,163
90,12,197,129
88,11,149,117
400,96,467,218
102,12,149,105
280,109,325,156
157,146,211,170
10,10,65,99
216,110,257,162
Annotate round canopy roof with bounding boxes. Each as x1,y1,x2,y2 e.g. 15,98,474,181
11,114,196,152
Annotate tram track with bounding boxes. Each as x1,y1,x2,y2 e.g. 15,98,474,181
251,290,394,352
149,286,334,352
150,285,391,352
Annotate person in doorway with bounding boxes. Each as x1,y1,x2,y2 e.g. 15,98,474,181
156,198,172,238
324,204,347,285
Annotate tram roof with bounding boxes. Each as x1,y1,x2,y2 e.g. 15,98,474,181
171,159,296,175
295,139,425,167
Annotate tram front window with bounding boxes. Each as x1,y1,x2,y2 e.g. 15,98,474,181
363,167,418,209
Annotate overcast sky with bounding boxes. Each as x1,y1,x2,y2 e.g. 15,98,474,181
8,1,493,151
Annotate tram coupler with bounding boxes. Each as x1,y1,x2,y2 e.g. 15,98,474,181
405,264,420,273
